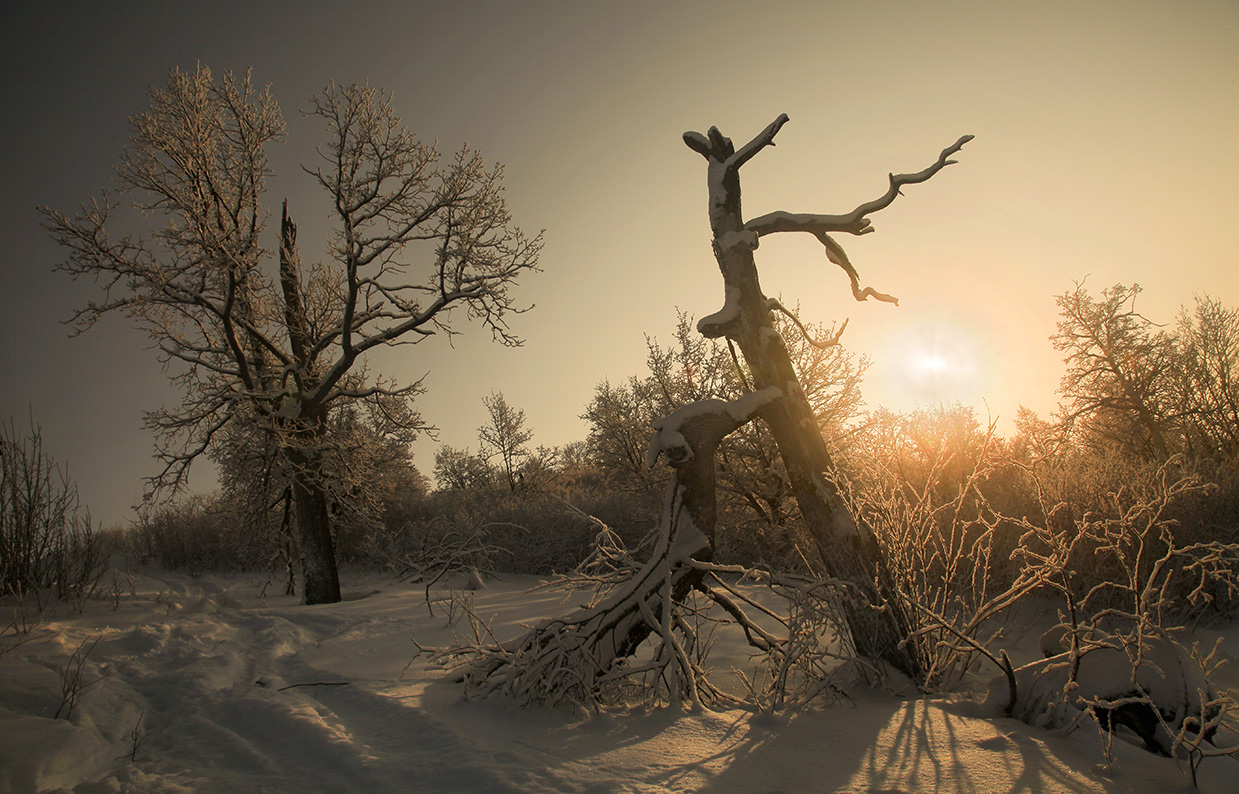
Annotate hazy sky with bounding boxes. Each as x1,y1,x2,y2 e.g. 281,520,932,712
2,1,1236,526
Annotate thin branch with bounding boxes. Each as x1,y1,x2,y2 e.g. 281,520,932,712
276,681,349,691
767,299,848,348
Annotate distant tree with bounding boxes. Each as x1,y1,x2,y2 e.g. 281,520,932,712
433,444,495,491
1051,283,1178,459
584,311,737,493
584,309,867,527
1006,406,1062,463
584,377,664,491
1175,295,1239,457
43,67,542,603
478,392,534,493
0,419,105,603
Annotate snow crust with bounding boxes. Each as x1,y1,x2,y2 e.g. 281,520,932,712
3,570,1238,793
716,230,758,253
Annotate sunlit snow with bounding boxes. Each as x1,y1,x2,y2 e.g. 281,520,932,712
3,566,1238,793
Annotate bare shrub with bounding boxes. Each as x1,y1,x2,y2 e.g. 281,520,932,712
835,410,1036,690
0,587,49,659
132,494,254,574
985,455,1239,778
1,419,107,610
839,403,1239,779
53,635,103,720
118,710,148,763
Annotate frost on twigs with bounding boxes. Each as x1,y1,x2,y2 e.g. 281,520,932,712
428,526,860,712
978,458,1239,778
429,390,860,711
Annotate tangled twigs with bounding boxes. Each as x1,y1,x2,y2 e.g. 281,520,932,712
428,389,858,711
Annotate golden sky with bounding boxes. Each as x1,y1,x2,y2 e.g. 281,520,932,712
2,0,1236,524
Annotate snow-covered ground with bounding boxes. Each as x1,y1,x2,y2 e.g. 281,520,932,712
3,564,1237,794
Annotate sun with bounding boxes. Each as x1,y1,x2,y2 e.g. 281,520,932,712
915,355,950,374
869,316,986,411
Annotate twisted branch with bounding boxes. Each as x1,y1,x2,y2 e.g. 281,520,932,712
744,133,973,305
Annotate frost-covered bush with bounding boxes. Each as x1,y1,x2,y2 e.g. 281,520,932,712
132,494,254,573
394,486,658,575
974,455,1239,778
835,409,1030,689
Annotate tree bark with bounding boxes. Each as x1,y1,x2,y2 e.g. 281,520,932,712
285,425,341,605
685,117,923,680
277,205,341,605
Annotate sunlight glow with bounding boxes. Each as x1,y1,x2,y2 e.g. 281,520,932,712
916,355,950,374
875,317,987,410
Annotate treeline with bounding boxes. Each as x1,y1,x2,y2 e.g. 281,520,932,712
5,283,1237,610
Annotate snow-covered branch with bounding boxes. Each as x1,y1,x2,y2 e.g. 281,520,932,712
742,134,972,305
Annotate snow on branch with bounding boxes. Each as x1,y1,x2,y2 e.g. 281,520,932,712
743,134,972,305
646,387,783,469
728,113,790,170
846,134,973,221
683,113,790,169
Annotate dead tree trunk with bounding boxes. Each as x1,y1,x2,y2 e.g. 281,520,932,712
683,115,971,681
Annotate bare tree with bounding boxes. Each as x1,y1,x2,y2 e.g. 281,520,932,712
478,392,533,493
1176,295,1239,457
1,419,105,605
433,444,496,491
680,115,970,678
1052,283,1178,459
42,67,541,603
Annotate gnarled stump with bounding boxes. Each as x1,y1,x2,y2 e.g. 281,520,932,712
456,389,780,708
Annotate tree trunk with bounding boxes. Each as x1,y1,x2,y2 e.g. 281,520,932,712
686,119,922,680
285,440,341,605
276,205,341,605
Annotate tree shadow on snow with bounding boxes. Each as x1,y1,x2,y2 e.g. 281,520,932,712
698,698,1108,794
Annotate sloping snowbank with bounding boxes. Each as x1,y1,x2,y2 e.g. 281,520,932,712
2,568,1236,793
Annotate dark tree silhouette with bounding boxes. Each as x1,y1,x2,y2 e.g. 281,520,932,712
43,67,541,603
